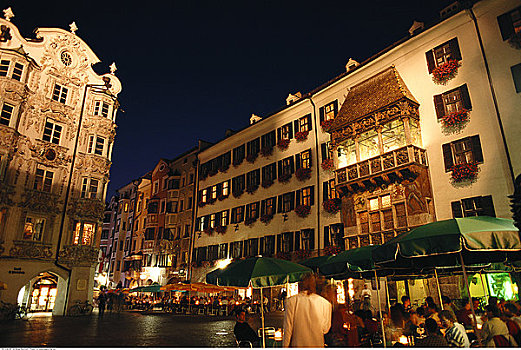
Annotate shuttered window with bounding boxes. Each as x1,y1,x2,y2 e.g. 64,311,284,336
451,195,495,218
319,100,338,123
442,135,483,172
433,84,472,119
497,7,521,41
277,122,293,141
295,149,312,170
426,38,462,73
511,64,521,93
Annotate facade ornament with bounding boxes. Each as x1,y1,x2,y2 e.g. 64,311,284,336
58,245,99,266
9,240,53,259
0,24,11,42
3,7,14,21
68,197,105,221
69,21,78,35
18,189,62,214
109,62,117,75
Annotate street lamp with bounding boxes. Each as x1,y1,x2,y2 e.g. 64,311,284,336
54,76,116,315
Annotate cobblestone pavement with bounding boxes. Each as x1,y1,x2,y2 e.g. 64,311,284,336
1,310,284,347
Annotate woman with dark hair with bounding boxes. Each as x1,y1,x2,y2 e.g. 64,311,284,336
481,305,518,347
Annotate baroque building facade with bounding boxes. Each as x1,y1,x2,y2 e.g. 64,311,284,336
0,11,122,314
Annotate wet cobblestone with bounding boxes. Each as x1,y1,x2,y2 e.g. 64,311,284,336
1,311,284,347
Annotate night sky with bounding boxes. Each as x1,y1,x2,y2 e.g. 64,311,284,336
6,0,455,197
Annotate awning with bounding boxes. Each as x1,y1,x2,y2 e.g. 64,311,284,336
128,285,163,293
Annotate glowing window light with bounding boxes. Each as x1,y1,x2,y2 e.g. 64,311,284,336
348,278,355,300
287,282,299,297
336,280,346,304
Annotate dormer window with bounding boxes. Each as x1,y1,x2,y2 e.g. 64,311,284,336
52,83,68,104
11,63,24,81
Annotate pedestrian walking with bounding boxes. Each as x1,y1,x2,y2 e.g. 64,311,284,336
98,287,107,318
283,273,332,347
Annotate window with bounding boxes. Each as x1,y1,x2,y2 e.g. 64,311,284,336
211,185,218,199
231,241,243,259
179,199,184,212
324,224,345,249
187,197,192,210
381,119,406,153
244,238,259,257
247,138,260,156
278,192,295,213
232,175,245,193
298,114,312,132
358,129,379,162
201,189,208,203
261,130,276,149
160,199,166,213
261,197,276,216
278,156,295,177
278,232,293,253
184,224,190,238
296,149,312,169
94,101,110,117
153,181,159,194
358,195,407,234
87,135,106,156
233,144,245,164
319,100,338,122
442,135,483,171
0,60,9,76
220,210,229,226
451,195,495,218
297,186,314,206
81,178,99,199
498,7,521,41
218,243,228,259
52,83,68,104
323,179,338,201
433,84,472,119
34,167,53,192
231,206,244,223
42,120,62,145
73,222,95,245
337,139,357,168
148,201,159,213
260,235,275,256
246,202,259,220
208,245,219,261
0,102,14,126
262,163,277,183
11,63,24,81
222,181,229,196
145,228,155,240
511,64,521,93
295,229,314,251
320,143,331,161
426,38,462,73
189,173,194,184
23,216,45,241
210,214,216,228
246,169,260,188
277,122,293,141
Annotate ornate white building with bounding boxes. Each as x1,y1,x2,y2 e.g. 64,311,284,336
0,10,122,315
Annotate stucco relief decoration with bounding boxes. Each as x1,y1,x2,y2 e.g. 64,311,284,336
18,189,61,214
68,198,105,221
2,79,29,102
0,25,11,42
9,240,53,259
0,127,18,150
0,183,15,205
58,245,99,265
29,141,71,167
75,154,111,178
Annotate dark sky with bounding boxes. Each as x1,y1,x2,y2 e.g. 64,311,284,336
6,0,455,196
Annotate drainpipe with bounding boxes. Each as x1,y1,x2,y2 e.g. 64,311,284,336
308,97,321,255
188,147,201,282
466,5,516,187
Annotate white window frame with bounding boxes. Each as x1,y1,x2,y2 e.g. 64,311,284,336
23,215,46,241
0,102,16,127
33,166,54,193
81,177,100,199
87,135,106,156
42,119,63,145
93,100,110,117
52,83,68,104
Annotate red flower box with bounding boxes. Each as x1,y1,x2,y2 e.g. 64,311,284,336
432,59,461,85
321,159,335,171
260,213,274,224
207,196,216,205
295,204,311,218
320,119,333,130
233,188,244,198
440,108,470,128
209,168,218,177
203,226,214,235
244,217,257,226
295,168,312,181
261,178,274,189
277,138,290,151
295,249,311,260
217,193,228,201
324,245,342,255
215,225,227,234
246,153,258,164
450,162,479,182
275,251,291,260
233,158,244,167
246,183,259,194
323,198,341,214
278,173,292,184
295,130,309,142
219,164,229,173
261,146,274,157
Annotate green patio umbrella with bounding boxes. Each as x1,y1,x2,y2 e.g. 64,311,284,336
299,255,336,273
206,256,312,348
128,284,163,293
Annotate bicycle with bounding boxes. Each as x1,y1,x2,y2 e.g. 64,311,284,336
68,300,93,316
0,301,30,321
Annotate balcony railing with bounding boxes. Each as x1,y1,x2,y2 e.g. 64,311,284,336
336,145,427,185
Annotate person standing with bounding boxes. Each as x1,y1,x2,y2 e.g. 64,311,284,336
283,273,332,347
97,287,107,318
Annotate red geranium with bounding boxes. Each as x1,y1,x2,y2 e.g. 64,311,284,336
324,245,342,255
323,198,341,214
295,131,309,142
278,173,292,184
261,146,274,157
321,159,335,171
277,138,290,151
450,162,479,182
432,59,461,85
215,225,227,234
441,108,470,128
203,226,214,235
198,201,206,208
260,213,274,224
320,119,333,130
261,178,274,189
244,217,257,226
275,251,291,260
233,158,243,167
246,153,258,164
295,249,311,260
295,204,311,218
295,168,312,181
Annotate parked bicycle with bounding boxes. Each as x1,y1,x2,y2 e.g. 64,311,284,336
0,301,29,321
68,300,93,316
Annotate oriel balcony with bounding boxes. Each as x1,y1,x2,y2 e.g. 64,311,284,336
335,145,428,192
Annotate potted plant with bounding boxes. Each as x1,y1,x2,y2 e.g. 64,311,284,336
244,217,257,227
432,59,461,85
203,226,214,235
278,173,292,183
320,119,333,130
246,153,258,164
246,183,259,194
321,158,335,171
219,163,229,173
260,213,274,224
295,130,309,142
450,162,479,182
261,178,274,189
295,204,311,218
295,167,312,181
440,108,470,129
206,196,217,205
261,145,274,157
294,249,311,260
198,200,206,208
324,245,342,255
217,193,228,201
323,198,342,214
277,138,290,151
275,251,291,260
508,31,521,50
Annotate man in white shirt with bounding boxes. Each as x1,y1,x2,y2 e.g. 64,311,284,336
283,273,332,347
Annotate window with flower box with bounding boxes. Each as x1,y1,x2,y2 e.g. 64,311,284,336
498,6,521,41
81,178,99,199
0,102,15,127
278,156,294,177
43,119,63,145
261,197,276,216
201,189,208,203
319,100,338,122
246,169,260,188
23,216,45,241
434,84,471,119
260,235,275,256
261,130,276,148
277,122,293,141
220,210,229,226
244,238,259,257
246,202,260,220
321,142,331,161
262,163,277,183
297,114,312,132
231,206,245,224
233,144,245,164
11,63,24,81
324,224,345,249
297,186,314,206
451,195,495,218
296,149,312,169
442,135,483,172
295,229,314,251
278,192,295,213
34,167,53,192
247,138,260,156
426,38,461,72
231,241,243,259
209,214,216,228
277,232,294,253
52,83,68,104
0,60,9,76
323,179,338,201
218,243,228,259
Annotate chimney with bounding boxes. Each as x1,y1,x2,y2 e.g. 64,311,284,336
250,114,262,125
286,92,302,105
345,58,360,72
408,20,425,36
